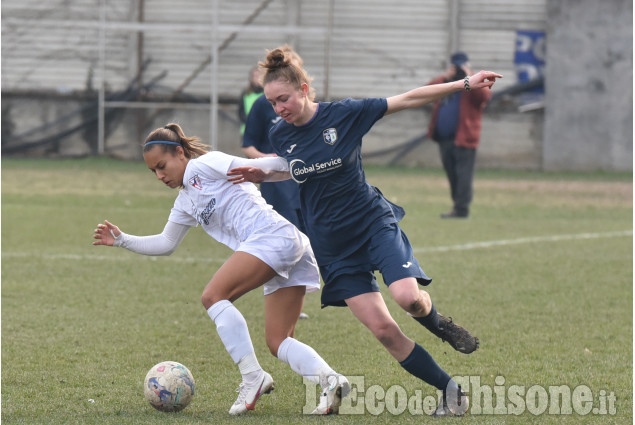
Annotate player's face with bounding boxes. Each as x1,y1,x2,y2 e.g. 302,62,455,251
264,80,309,125
144,146,188,188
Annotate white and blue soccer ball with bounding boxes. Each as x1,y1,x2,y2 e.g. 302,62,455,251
143,361,195,412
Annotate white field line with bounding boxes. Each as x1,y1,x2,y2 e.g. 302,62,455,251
1,251,228,264
2,230,632,263
413,230,632,254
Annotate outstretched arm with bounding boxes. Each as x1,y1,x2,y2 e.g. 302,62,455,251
93,220,190,256
385,70,502,115
227,156,291,184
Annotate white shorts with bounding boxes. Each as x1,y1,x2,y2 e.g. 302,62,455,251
236,222,320,296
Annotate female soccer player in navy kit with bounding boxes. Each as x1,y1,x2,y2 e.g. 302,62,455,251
241,46,310,235
242,46,313,320
229,47,503,415
93,123,348,415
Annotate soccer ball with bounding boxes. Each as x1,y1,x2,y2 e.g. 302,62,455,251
143,361,195,412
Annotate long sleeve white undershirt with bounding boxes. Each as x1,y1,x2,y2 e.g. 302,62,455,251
230,155,291,182
112,156,289,255
231,155,289,172
113,219,190,256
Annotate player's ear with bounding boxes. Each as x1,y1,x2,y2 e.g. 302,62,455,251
300,83,309,97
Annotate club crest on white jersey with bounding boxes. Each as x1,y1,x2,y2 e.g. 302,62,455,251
188,174,203,190
322,128,338,145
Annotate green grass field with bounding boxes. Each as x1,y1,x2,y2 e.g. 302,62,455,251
2,158,632,424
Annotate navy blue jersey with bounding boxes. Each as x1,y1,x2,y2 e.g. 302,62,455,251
242,94,304,230
242,94,280,154
269,97,405,265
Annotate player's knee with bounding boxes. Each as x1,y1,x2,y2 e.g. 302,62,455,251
401,290,430,316
408,298,425,316
371,320,402,349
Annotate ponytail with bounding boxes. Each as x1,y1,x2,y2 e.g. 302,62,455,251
260,46,315,101
143,123,210,158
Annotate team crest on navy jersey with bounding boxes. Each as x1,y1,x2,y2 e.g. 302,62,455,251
322,128,338,145
188,174,203,190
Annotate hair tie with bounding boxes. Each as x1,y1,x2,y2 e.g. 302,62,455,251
144,141,181,147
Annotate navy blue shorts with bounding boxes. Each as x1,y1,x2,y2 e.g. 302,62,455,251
319,223,432,307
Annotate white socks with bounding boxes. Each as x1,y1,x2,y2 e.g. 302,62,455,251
277,337,334,386
207,301,336,388
207,300,262,383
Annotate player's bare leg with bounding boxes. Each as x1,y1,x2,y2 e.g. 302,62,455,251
266,286,350,415
203,252,277,415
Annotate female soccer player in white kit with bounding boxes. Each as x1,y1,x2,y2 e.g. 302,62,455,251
92,123,349,415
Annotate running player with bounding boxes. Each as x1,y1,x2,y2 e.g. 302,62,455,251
228,47,502,416
92,123,349,415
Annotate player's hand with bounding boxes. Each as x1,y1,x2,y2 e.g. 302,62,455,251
227,166,267,184
468,70,503,90
93,220,121,246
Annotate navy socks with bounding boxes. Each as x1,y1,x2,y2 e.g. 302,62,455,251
399,342,451,390
412,303,440,332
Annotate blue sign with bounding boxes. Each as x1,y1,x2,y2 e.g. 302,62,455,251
514,30,546,92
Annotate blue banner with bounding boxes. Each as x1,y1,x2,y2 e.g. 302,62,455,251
514,30,546,92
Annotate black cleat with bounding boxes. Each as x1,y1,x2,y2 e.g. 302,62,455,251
430,314,479,354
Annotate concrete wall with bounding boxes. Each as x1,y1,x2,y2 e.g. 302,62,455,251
1,94,542,172
543,0,633,171
0,94,244,161
2,1,632,172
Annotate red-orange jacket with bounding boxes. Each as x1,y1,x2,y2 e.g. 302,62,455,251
427,76,491,149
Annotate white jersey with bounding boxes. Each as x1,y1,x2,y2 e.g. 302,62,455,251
169,151,286,250
166,153,318,293
114,151,318,294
